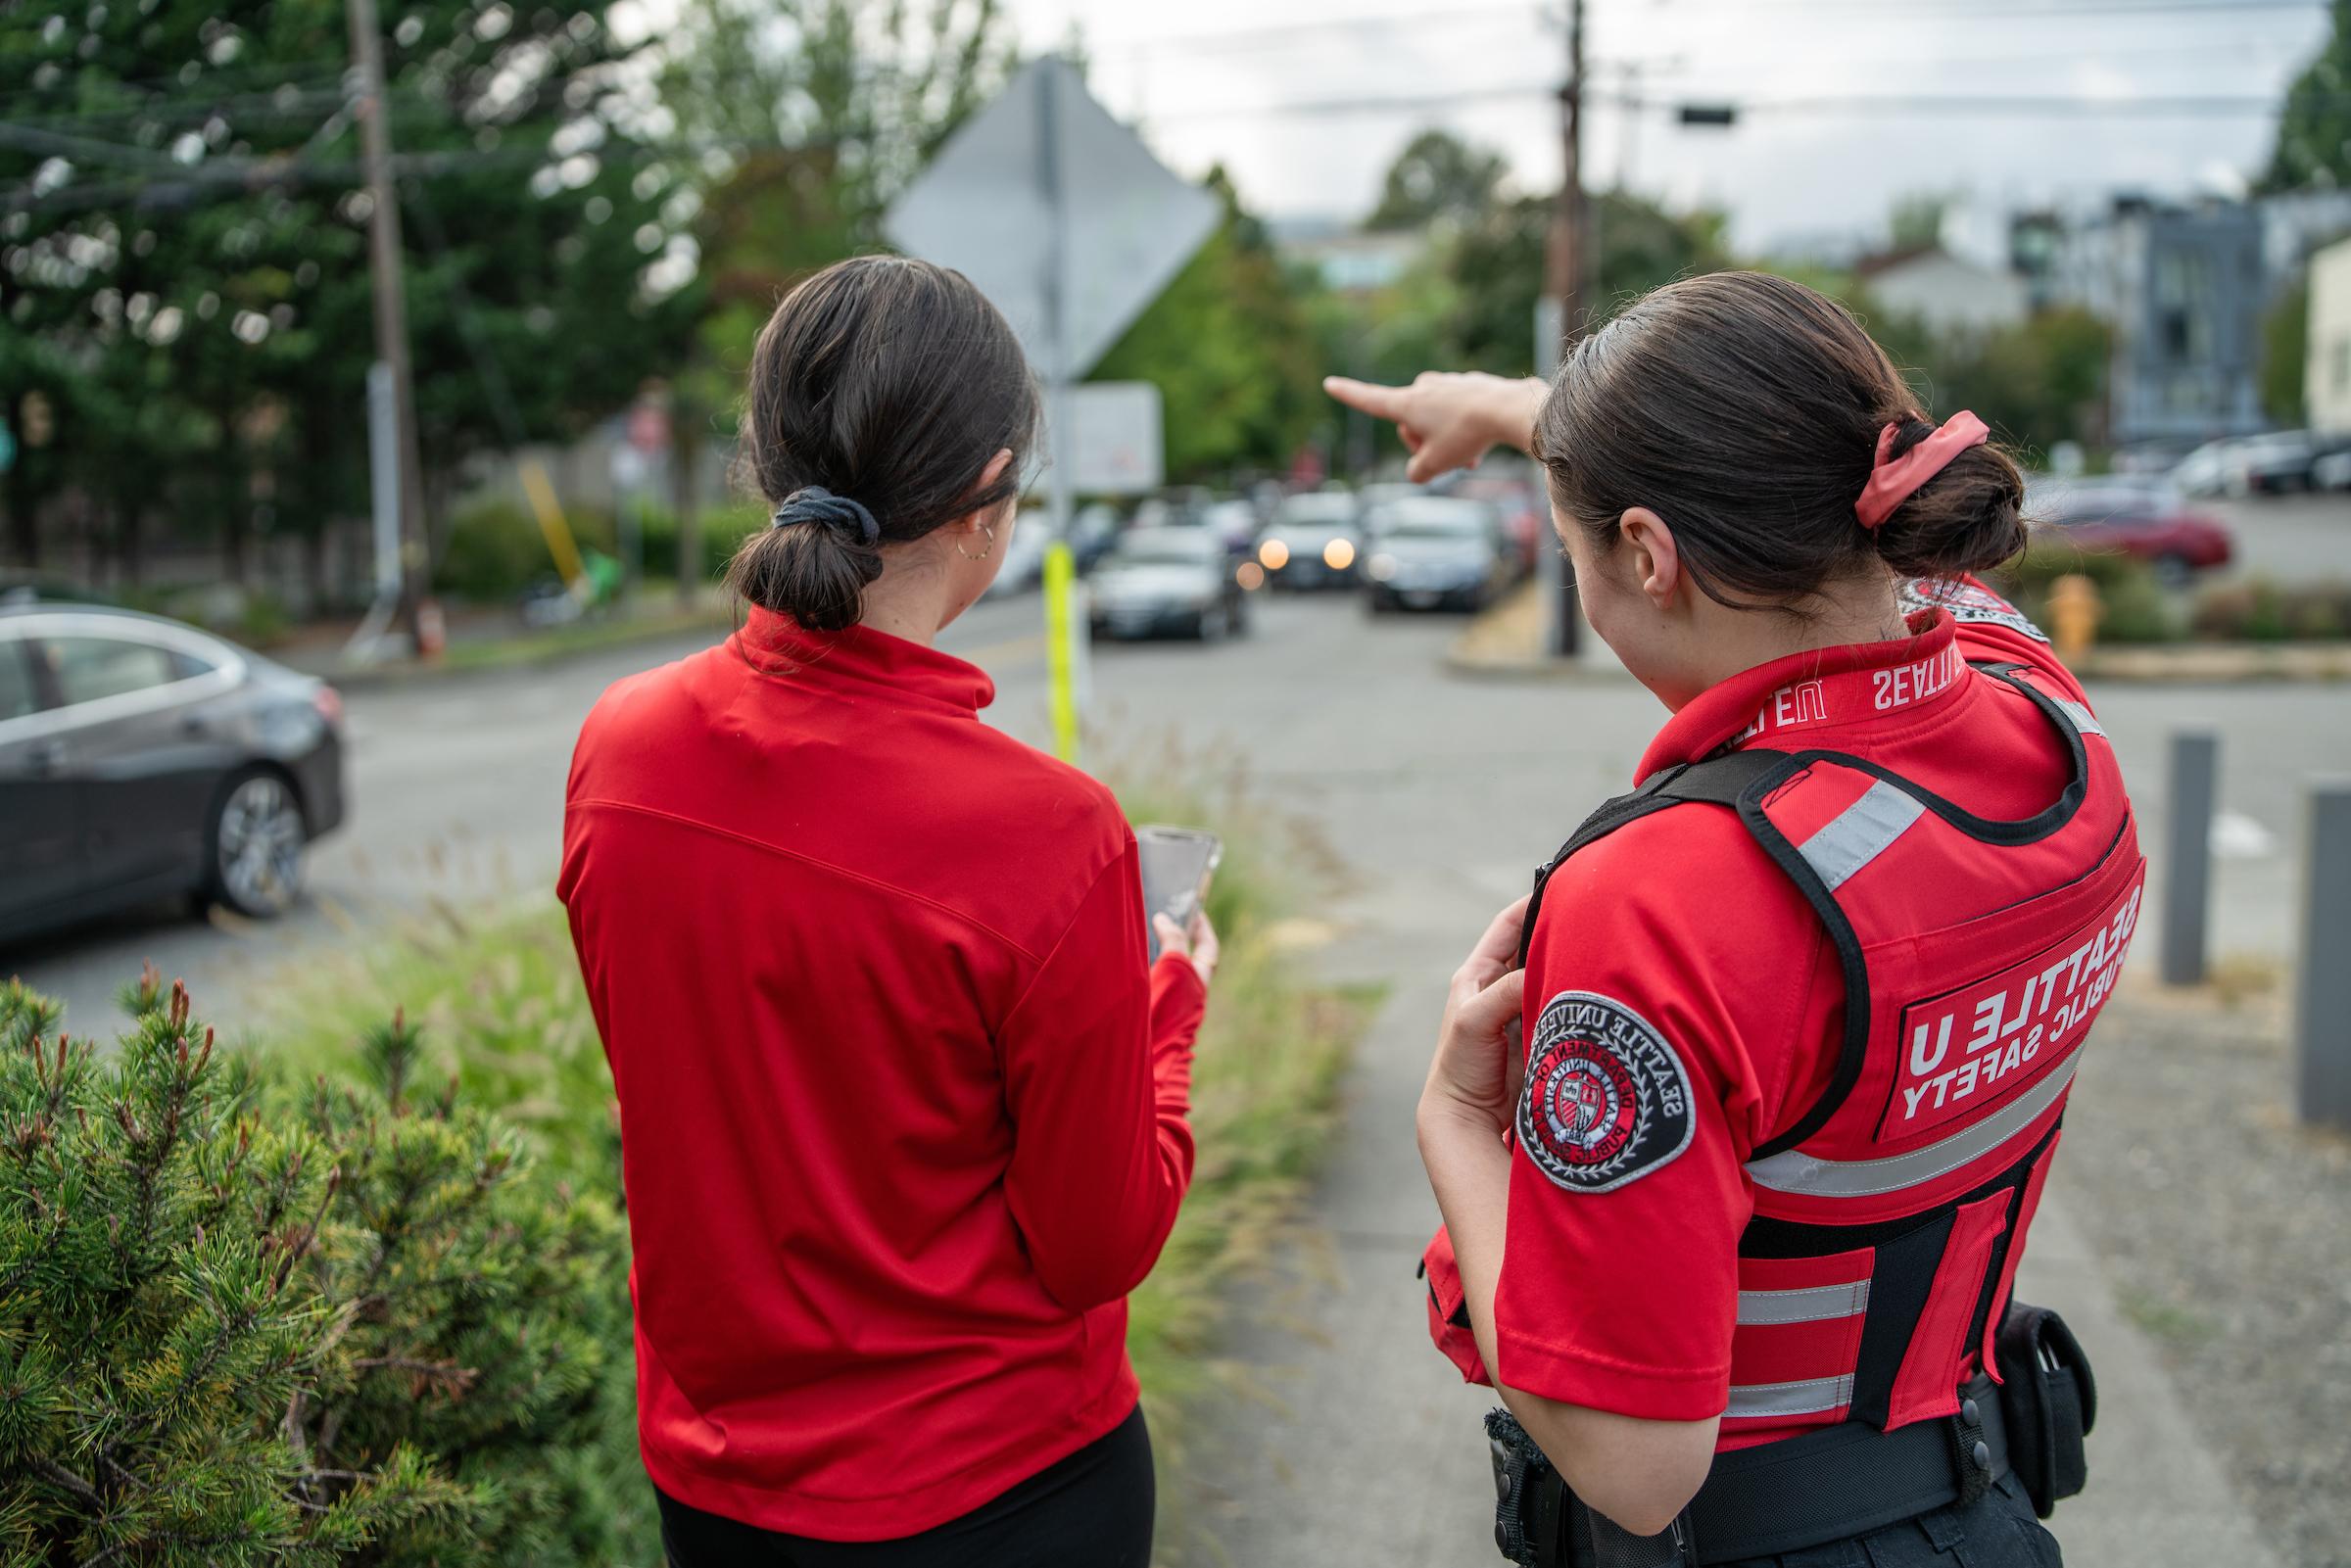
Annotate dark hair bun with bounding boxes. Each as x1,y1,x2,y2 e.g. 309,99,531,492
730,524,882,634
1869,421,2029,578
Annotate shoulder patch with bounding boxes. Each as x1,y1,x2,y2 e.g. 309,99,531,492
1897,576,2050,644
1516,991,1695,1193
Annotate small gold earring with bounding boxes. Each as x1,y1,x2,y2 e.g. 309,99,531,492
959,525,994,561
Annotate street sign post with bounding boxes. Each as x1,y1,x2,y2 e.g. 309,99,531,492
887,57,1219,765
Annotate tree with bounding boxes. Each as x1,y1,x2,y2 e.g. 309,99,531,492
2261,278,2311,425
2,2,698,592
2265,0,2351,190
1366,129,1511,233
1092,168,1329,481
1888,192,1952,252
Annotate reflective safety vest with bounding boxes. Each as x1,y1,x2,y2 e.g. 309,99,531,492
1516,661,2143,1445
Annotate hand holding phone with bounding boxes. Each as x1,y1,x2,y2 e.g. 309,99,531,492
1138,825,1222,977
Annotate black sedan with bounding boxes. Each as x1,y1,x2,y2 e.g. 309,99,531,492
0,603,346,944
1087,528,1251,641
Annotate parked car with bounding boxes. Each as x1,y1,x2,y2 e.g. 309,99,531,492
2311,445,2351,492
0,603,346,943
1087,527,1249,641
1361,497,1513,612
2027,479,2234,585
2172,432,2317,498
1453,474,1547,574
1254,493,1365,591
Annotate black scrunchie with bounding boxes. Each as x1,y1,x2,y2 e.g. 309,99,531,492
771,486,880,547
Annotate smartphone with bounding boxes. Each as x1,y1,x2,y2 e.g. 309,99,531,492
1137,825,1223,961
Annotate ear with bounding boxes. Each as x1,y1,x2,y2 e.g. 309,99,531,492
1617,507,1683,611
950,449,1016,536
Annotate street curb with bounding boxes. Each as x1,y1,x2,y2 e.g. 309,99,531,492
287,612,732,692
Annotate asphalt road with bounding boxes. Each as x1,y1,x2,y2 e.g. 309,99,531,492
4,585,2337,1566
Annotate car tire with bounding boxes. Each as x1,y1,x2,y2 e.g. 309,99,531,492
203,767,308,919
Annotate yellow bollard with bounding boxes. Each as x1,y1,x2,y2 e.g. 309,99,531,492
519,458,589,593
1044,541,1081,766
2048,573,2101,666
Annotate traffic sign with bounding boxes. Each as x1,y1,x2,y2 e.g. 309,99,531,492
885,57,1221,383
1065,383,1164,496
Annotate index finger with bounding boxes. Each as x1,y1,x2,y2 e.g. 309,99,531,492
1322,375,1408,420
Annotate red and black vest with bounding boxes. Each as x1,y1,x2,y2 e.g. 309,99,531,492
1517,660,2143,1445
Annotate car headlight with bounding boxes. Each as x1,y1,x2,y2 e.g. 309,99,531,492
1323,538,1356,570
1367,552,1397,582
1259,539,1291,570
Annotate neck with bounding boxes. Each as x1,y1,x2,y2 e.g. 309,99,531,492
854,546,955,647
1675,571,1910,703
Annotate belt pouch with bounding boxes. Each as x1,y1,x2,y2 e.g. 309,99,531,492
1992,1300,2097,1518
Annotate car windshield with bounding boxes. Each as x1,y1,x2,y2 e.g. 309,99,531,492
1108,531,1217,567
1273,498,1358,529
1371,500,1486,540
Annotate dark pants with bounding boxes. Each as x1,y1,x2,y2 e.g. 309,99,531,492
1717,1473,2061,1568
655,1403,1154,1568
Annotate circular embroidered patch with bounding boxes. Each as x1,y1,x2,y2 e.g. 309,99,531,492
1517,991,1695,1193
1896,576,2050,644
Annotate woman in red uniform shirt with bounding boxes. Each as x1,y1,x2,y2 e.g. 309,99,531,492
1334,272,2129,1565
560,257,1216,1567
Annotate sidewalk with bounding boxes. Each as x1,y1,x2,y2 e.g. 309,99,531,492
1164,963,2284,1568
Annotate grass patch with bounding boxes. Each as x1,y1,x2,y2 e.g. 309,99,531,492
434,600,728,674
253,748,1370,1558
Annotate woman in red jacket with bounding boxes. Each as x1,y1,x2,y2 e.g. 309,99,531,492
560,256,1215,1568
1334,272,2127,1565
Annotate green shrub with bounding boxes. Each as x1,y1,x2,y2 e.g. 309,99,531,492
2190,577,2351,642
434,499,562,603
0,970,638,1567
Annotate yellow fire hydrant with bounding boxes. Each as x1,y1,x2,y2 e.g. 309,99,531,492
2048,573,2102,665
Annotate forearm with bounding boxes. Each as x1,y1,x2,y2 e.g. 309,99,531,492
1484,376,1550,457
1416,1101,1717,1538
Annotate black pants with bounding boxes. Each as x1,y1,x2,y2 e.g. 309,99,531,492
655,1404,1154,1568
1717,1472,2061,1568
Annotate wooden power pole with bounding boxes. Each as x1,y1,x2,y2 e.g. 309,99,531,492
1544,0,1590,657
346,0,427,651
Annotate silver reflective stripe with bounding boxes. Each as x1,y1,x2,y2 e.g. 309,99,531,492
1735,1279,1872,1326
1724,1374,1854,1421
1748,1055,2081,1199
2052,697,2106,737
1796,781,1925,891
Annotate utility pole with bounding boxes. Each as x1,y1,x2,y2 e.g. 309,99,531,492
346,0,426,653
1543,0,1590,658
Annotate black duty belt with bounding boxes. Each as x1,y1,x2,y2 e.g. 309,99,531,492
1686,1375,2010,1563
1491,1374,2012,1568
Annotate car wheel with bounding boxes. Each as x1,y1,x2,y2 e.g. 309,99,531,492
205,768,308,919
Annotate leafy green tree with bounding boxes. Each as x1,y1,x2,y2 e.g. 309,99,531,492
1366,129,1511,233
2261,278,2310,425
1888,192,1952,252
1091,168,1329,482
2265,0,2351,190
2,1,696,590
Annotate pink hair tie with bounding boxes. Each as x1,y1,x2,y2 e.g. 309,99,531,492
1855,410,1990,530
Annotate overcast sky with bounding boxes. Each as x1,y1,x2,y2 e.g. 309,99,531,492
997,0,2331,257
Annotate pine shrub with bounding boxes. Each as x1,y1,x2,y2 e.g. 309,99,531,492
0,970,636,1567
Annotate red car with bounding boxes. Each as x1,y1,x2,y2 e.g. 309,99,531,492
2028,479,2234,586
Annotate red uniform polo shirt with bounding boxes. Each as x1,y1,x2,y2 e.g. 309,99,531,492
1476,583,2089,1449
559,609,1204,1540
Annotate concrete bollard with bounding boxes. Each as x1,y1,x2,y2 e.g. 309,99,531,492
2159,728,2218,987
2295,780,2351,1130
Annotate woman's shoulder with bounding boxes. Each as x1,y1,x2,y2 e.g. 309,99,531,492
1538,795,1815,958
